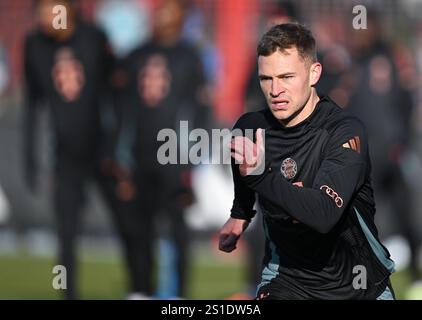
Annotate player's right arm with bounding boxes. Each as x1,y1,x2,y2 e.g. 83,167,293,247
219,152,255,253
219,112,266,252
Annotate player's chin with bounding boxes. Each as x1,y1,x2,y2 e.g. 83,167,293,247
270,109,291,121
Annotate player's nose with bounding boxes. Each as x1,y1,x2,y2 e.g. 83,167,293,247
270,79,285,97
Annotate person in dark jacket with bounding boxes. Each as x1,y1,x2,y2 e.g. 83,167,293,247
114,0,206,298
23,0,139,299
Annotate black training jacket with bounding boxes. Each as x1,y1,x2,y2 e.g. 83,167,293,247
230,96,395,299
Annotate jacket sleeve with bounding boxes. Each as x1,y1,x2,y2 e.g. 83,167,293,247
229,113,263,222
242,117,369,233
230,157,257,222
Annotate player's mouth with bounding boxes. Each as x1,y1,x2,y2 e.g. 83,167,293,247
271,99,289,110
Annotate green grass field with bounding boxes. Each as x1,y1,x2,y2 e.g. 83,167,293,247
0,249,415,300
0,242,250,300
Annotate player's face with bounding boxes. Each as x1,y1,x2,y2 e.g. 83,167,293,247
258,47,321,127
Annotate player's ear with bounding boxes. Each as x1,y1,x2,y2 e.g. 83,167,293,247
309,61,322,86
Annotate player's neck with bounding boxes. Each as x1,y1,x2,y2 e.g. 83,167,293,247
283,89,320,128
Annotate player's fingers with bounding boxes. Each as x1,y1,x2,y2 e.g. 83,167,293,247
243,134,258,164
220,243,236,253
232,136,254,154
231,152,245,164
219,240,234,252
242,136,255,155
224,235,239,249
232,137,257,167
244,147,257,166
232,137,256,162
231,137,245,155
255,128,264,149
219,242,236,252
219,234,238,252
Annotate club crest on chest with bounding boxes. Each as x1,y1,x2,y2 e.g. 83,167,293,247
280,157,297,180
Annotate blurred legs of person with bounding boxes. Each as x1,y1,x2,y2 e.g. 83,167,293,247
53,157,88,300
54,155,158,299
158,200,190,298
130,169,191,299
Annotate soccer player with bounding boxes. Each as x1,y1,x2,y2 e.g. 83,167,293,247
219,23,396,300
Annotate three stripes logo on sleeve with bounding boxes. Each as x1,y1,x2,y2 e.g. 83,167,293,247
342,136,361,154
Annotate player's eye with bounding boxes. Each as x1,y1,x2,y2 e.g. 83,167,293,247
259,76,271,81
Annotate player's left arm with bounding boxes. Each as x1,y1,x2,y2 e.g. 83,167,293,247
238,117,368,234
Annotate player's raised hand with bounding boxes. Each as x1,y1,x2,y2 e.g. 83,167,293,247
231,128,265,176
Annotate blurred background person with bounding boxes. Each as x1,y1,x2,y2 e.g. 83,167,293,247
114,0,208,299
345,9,421,284
94,0,157,300
313,12,351,107
22,0,145,299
